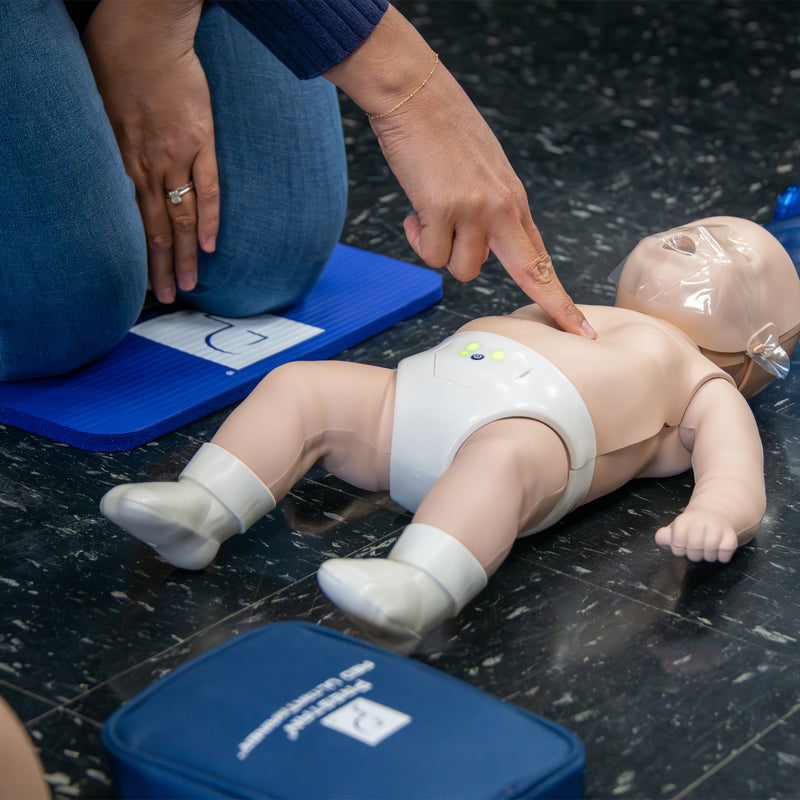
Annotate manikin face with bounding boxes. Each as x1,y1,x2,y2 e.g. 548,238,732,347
615,216,800,385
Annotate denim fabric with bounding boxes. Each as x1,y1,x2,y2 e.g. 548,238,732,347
0,1,347,380
189,2,348,316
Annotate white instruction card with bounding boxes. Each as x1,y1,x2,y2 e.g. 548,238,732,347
132,310,324,370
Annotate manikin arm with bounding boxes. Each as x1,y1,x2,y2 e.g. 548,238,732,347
655,377,766,562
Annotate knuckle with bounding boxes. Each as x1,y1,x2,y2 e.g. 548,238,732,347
170,213,196,233
198,181,220,202
491,185,516,217
434,197,456,223
127,146,152,175
448,258,481,283
462,190,487,216
159,140,181,162
148,232,173,252
523,251,554,284
426,253,450,270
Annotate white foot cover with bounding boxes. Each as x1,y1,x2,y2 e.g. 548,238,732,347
100,481,237,571
317,558,456,655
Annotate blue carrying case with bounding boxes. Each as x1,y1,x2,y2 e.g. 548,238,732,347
102,622,585,799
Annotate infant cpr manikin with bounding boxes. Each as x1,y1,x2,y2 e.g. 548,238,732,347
101,216,800,654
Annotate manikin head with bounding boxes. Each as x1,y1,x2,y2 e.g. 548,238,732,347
614,216,800,397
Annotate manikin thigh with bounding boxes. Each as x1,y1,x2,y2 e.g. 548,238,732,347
412,418,569,575
212,361,396,499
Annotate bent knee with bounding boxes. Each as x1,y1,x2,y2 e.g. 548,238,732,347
0,308,136,381
187,221,342,316
0,269,144,381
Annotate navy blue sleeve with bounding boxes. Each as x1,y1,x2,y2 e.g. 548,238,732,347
216,0,389,79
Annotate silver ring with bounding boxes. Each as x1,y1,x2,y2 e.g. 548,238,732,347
165,180,194,205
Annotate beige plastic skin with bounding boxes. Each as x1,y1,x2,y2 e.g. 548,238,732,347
211,215,796,570
615,216,800,396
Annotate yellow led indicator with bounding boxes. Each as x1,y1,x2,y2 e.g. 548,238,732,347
459,350,470,356
466,342,480,351
492,351,506,360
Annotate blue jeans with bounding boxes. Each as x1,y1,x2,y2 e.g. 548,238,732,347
0,1,347,381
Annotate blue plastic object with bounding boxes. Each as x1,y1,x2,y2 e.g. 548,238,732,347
765,186,800,271
0,245,441,451
773,185,800,221
765,215,800,271
102,622,586,799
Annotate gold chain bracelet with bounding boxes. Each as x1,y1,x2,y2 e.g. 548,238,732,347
366,53,439,120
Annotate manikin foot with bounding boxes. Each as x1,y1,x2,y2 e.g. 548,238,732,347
317,557,455,654
100,443,275,571
317,523,487,655
101,480,238,570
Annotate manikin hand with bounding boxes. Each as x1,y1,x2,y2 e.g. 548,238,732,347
655,510,741,563
83,0,218,304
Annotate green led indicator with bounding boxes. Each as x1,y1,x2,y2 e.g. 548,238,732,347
459,349,470,356
466,342,480,351
492,350,506,360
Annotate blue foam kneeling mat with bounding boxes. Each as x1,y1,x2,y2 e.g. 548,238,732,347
0,245,441,451
102,622,586,799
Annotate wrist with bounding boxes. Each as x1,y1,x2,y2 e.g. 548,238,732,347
85,0,203,69
323,4,436,117
365,52,439,120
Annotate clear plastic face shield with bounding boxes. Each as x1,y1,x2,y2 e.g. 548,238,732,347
612,223,791,379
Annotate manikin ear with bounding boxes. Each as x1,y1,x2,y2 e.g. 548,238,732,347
702,325,800,399
746,323,791,380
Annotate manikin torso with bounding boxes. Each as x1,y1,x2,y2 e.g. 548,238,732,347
456,302,733,505
210,299,737,539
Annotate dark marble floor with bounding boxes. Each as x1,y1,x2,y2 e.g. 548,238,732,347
3,1,800,798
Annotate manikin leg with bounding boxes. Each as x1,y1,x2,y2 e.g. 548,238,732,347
100,443,277,570
101,361,396,569
101,360,571,654
318,418,570,653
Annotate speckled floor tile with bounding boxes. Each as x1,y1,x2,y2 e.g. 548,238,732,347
677,702,800,800
4,1,800,798
67,541,800,799
28,709,114,800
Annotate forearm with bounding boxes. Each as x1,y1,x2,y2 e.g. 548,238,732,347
682,381,766,540
658,377,768,561
323,4,437,117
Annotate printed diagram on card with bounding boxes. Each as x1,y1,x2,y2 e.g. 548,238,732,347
132,311,324,370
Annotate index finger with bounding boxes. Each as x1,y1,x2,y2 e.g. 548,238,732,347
490,215,597,338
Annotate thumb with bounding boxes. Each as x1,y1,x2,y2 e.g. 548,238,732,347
654,527,672,548
403,213,423,259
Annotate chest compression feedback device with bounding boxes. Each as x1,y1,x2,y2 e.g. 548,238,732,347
390,331,597,534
